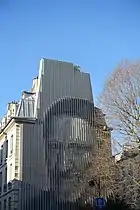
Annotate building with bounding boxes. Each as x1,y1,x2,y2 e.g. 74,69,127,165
0,58,97,209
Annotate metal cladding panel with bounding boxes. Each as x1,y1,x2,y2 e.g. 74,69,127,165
20,122,46,189
36,59,95,209
19,59,95,209
43,97,95,207
36,59,93,119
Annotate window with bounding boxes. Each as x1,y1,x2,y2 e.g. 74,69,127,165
9,164,12,181
10,135,13,154
0,146,3,165
5,140,8,159
4,167,7,184
4,199,6,210
8,197,11,210
0,172,2,186
0,172,2,194
0,150,1,166
15,166,18,170
15,173,18,178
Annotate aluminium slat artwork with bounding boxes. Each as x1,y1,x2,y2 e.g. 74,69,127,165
43,97,95,209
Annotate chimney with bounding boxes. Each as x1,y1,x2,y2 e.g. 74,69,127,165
31,77,38,93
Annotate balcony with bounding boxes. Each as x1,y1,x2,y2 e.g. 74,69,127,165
8,181,12,190
3,183,7,193
1,182,13,194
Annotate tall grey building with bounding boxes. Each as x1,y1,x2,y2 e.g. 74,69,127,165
21,59,94,188
0,59,95,209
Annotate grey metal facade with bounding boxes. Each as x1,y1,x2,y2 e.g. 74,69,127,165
35,59,93,120
19,59,95,209
43,97,95,203
0,59,96,209
20,58,94,183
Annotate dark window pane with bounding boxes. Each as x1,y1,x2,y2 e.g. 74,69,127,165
8,197,11,210
5,140,8,159
5,167,7,184
4,199,6,210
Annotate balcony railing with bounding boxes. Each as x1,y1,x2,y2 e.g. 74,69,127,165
8,181,12,190
3,183,7,192
2,182,13,194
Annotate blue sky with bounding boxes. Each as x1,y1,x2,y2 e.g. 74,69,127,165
0,0,140,118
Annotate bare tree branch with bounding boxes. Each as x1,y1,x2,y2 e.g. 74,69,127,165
99,60,140,144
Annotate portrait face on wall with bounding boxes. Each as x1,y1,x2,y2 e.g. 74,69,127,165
44,114,95,201
43,97,95,201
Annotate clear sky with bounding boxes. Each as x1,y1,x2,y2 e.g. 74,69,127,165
0,0,140,118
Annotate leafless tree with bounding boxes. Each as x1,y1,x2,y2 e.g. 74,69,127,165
76,109,118,202
115,153,140,209
79,130,140,208
98,60,140,208
99,60,140,145
64,104,139,209
90,130,117,199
